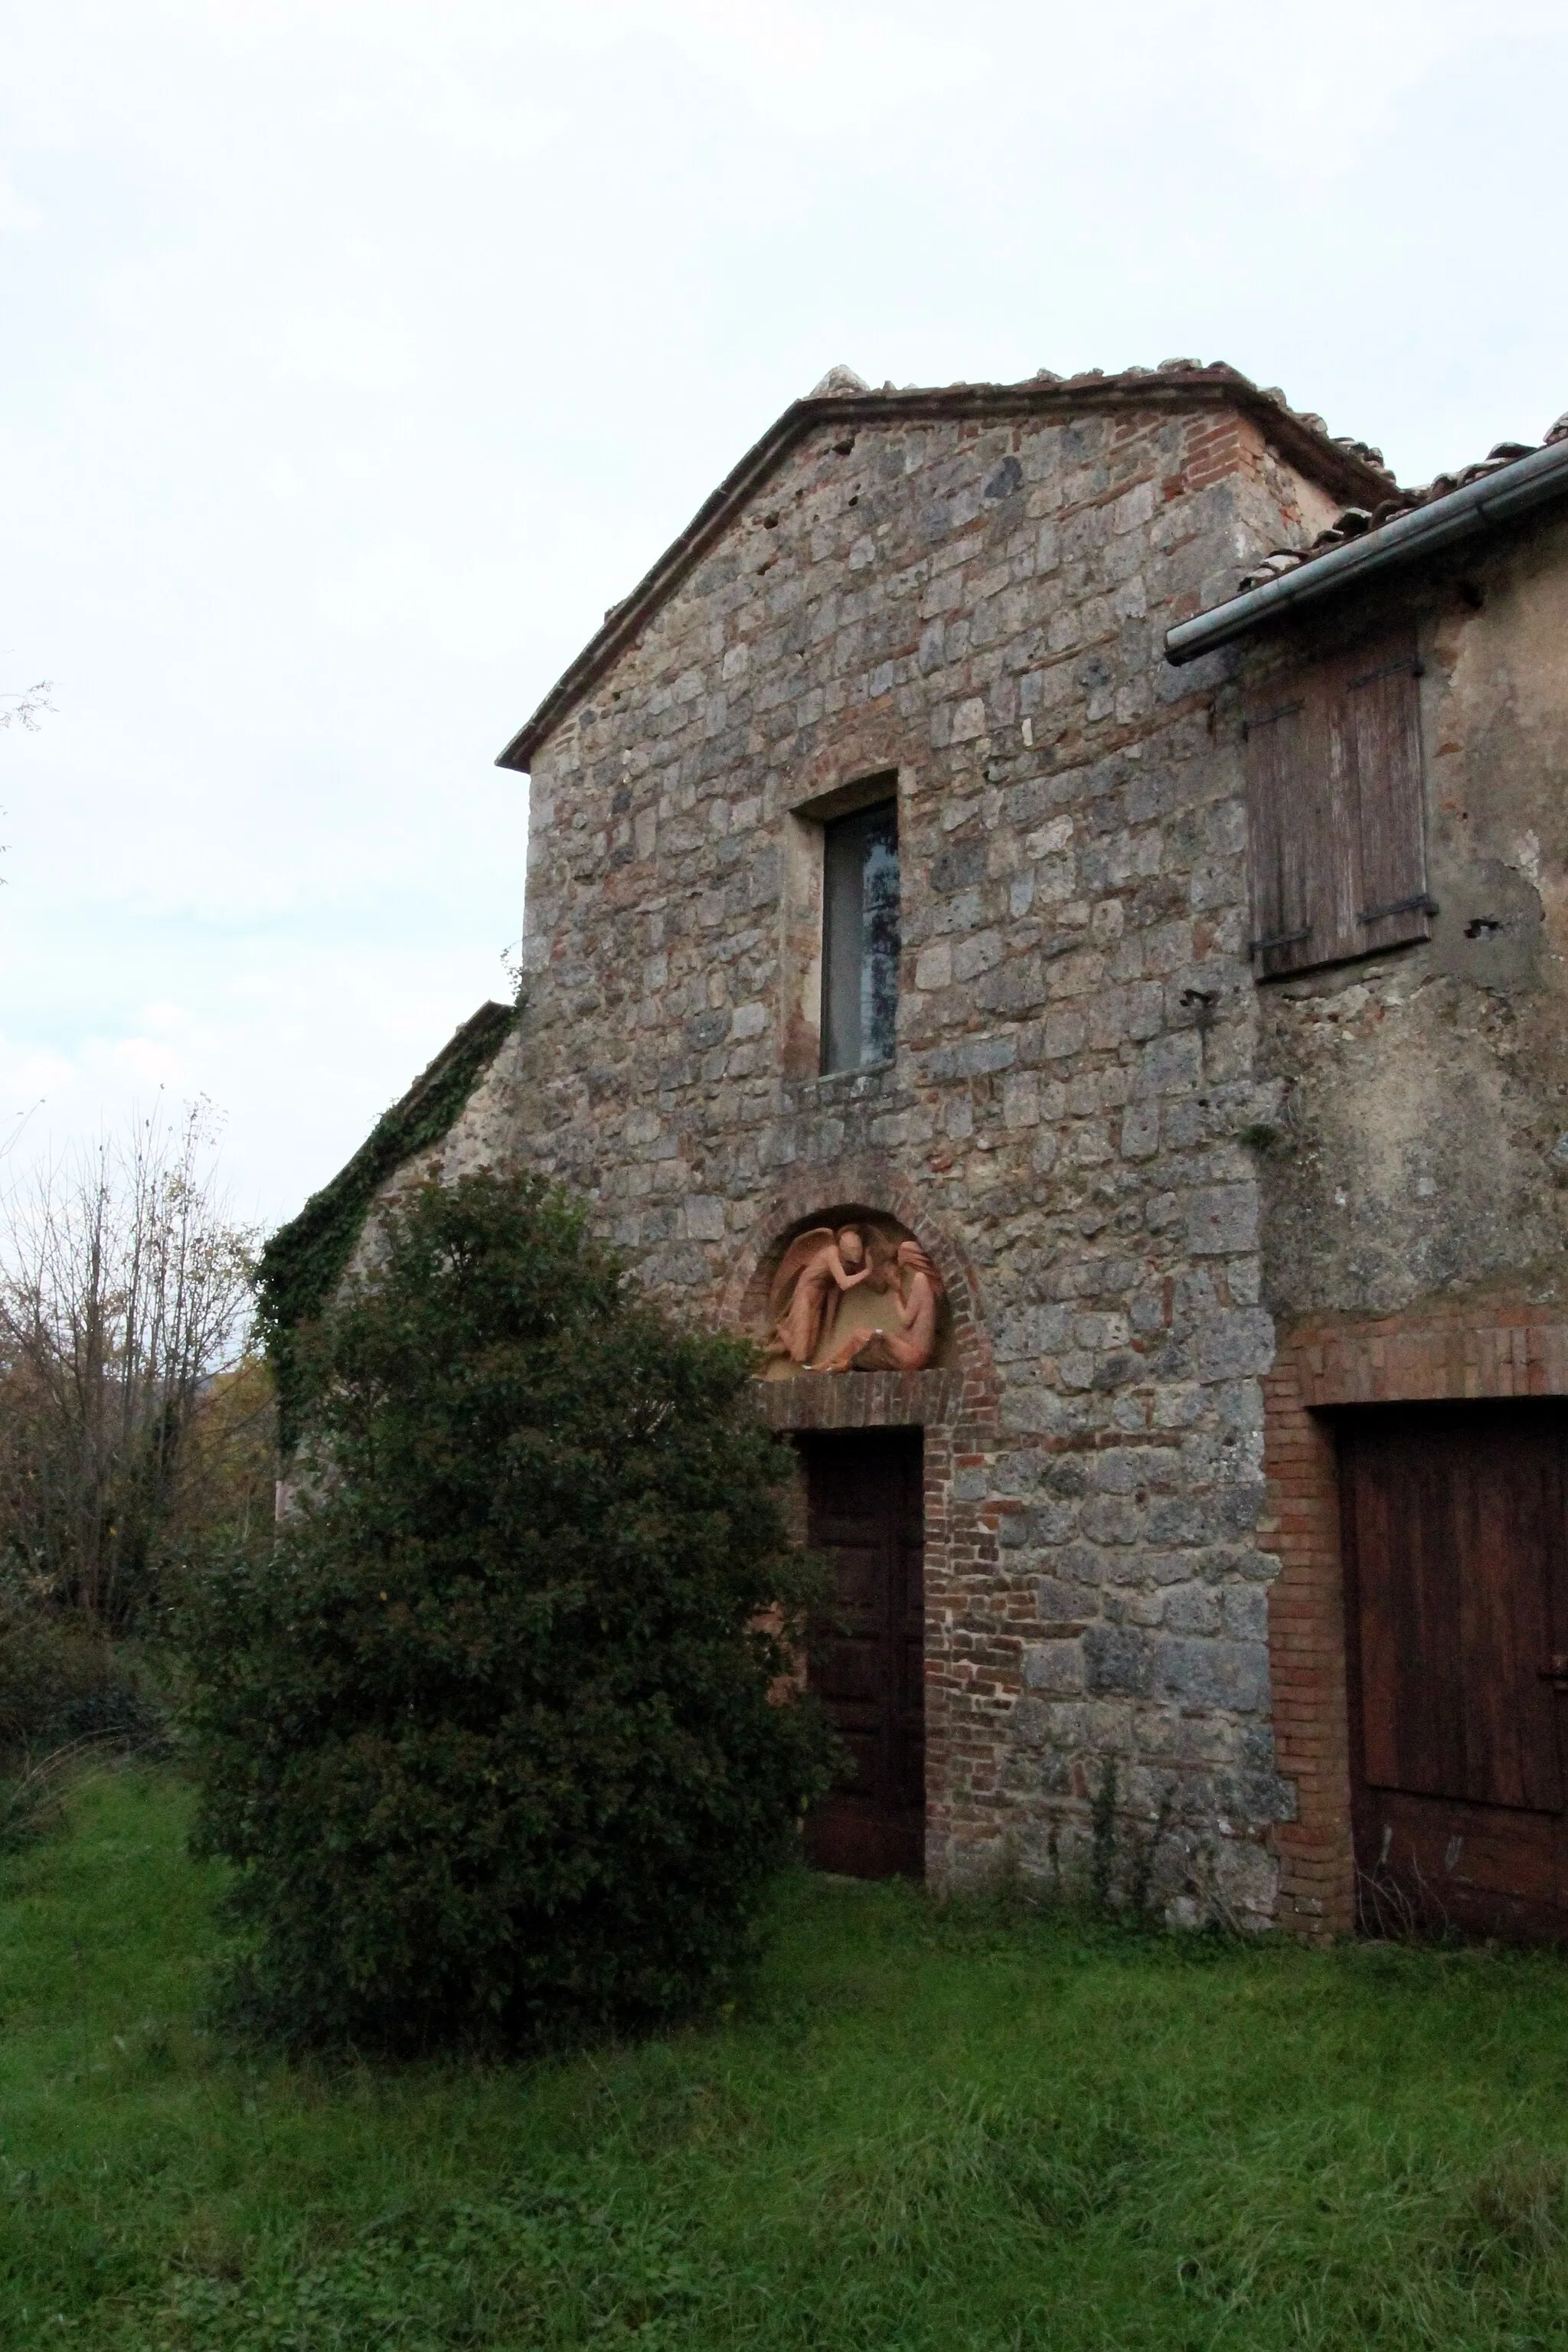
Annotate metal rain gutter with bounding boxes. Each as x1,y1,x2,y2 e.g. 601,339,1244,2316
1164,437,1568,666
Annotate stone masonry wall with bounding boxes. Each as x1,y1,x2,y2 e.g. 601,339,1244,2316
436,384,1368,1923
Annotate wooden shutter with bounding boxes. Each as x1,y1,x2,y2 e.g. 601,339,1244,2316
1242,697,1319,978
1243,630,1429,978
1343,643,1431,956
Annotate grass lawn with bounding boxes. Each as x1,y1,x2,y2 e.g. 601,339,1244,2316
4,1770,1568,2348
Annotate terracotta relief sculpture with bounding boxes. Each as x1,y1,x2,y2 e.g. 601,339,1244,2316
814,1241,945,1374
761,1225,874,1367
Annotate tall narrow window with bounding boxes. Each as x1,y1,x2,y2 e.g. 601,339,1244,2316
822,799,900,1072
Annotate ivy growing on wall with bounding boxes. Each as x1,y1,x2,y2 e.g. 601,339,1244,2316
255,1000,518,1450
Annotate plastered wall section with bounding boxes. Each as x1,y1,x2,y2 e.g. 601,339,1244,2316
1253,504,1568,1323
439,397,1350,1919
1243,503,1568,1932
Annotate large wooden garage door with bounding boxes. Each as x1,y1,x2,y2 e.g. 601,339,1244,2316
800,1428,925,1879
1342,1403,1568,1940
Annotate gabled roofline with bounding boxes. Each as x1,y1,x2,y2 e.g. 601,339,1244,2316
495,368,1396,776
254,997,518,1451
1163,436,1568,665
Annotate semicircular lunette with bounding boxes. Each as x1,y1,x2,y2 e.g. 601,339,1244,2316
754,1207,952,1377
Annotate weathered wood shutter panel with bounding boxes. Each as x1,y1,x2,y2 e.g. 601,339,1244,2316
1244,632,1429,978
1242,699,1319,978
1344,645,1431,956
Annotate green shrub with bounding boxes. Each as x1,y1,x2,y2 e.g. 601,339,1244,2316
0,1599,156,1756
183,1171,830,2054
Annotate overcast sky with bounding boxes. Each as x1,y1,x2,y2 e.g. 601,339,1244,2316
3,0,1566,1229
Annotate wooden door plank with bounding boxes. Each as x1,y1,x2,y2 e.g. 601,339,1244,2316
1346,1403,1568,1943
1459,1430,1561,1811
801,1428,925,1879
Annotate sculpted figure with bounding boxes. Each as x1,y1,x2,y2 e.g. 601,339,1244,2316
762,1225,874,1367
815,1240,944,1374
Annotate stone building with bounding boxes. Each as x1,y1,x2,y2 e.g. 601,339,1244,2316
279,361,1568,1937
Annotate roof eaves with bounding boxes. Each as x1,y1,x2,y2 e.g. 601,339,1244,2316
1163,434,1568,665
495,369,1396,775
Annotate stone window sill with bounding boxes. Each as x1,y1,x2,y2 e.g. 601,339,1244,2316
786,1060,900,1112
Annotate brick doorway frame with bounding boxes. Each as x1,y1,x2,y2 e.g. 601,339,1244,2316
721,1160,1004,1886
1265,1299,1568,1939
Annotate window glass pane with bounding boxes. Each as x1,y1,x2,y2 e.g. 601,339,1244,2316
861,812,900,1063
822,800,900,1072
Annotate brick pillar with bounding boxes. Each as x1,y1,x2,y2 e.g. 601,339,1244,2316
1262,1348,1354,1939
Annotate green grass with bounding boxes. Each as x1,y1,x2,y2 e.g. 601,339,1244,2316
5,1771,1568,2349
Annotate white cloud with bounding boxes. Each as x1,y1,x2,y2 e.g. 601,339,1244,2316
1,0,1564,1226
0,173,41,234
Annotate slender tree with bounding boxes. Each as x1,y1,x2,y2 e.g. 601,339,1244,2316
0,1102,256,1625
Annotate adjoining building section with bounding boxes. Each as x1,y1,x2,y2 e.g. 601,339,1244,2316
281,361,1568,1939
1169,420,1568,1939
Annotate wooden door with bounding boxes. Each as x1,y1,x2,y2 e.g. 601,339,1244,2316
1342,1403,1568,1941
800,1428,925,1879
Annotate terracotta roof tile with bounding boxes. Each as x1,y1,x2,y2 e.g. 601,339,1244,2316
1233,416,1568,592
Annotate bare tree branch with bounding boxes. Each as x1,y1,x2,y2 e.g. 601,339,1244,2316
0,1101,259,1625
0,682,54,732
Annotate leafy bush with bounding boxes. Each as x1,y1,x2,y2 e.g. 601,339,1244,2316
0,1596,159,1756
0,1594,166,1857
183,1171,830,2054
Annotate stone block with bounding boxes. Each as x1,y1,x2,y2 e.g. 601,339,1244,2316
1196,1310,1276,1382
1002,1071,1041,1129
1136,1030,1203,1097
1120,1102,1160,1159
1152,1637,1271,1713
1023,1640,1086,1694
957,1034,1017,1077
1035,1575,1099,1621
1187,1184,1258,1256
1221,1585,1269,1641
1083,1622,1155,1697
953,929,1004,984
1161,1582,1223,1636
681,1195,728,1243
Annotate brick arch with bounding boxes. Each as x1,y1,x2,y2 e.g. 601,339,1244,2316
720,1154,998,1415
788,727,923,808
